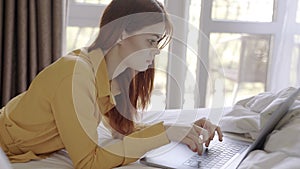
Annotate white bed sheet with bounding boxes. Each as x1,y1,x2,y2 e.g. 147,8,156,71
238,115,300,169
10,104,300,169
11,150,73,169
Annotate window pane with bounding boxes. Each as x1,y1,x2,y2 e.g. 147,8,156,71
297,0,300,23
183,0,202,109
189,0,201,29
184,48,198,109
212,0,274,22
74,0,164,5
291,35,300,86
74,0,111,5
66,26,99,52
209,33,271,106
149,47,169,111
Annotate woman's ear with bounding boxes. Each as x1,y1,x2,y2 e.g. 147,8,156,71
116,31,125,46
118,30,132,45
115,38,123,46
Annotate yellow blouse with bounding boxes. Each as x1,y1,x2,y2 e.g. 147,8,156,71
0,48,170,169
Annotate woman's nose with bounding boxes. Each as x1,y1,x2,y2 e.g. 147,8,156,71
151,49,160,56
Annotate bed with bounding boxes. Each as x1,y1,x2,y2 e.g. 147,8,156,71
10,87,300,169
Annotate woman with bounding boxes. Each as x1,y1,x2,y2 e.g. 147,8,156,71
0,0,222,168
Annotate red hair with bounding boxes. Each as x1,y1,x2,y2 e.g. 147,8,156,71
89,0,172,135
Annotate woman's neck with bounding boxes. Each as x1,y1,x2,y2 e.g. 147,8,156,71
104,45,127,80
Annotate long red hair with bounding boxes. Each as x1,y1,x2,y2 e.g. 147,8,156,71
88,0,172,135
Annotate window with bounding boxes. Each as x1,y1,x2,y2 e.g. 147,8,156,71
193,0,300,107
67,0,300,109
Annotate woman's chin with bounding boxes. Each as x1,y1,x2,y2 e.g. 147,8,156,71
137,68,149,72
136,66,150,72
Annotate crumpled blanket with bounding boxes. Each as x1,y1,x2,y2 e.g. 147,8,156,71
220,87,300,139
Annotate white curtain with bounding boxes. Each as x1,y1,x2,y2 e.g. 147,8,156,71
269,0,300,92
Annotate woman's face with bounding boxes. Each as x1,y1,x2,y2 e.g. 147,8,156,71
118,22,165,72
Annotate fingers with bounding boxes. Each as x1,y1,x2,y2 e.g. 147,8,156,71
195,137,203,155
194,118,206,127
171,120,223,155
182,135,204,155
192,124,209,141
204,126,223,147
216,126,223,141
180,126,205,155
189,126,207,155
192,123,214,148
194,119,223,146
205,139,212,147
204,123,215,147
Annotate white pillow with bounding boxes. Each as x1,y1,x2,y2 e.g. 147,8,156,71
0,148,12,169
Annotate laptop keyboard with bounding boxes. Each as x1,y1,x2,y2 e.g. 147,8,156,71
183,141,248,168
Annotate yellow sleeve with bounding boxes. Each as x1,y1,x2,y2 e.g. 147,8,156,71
51,67,169,169
122,121,170,165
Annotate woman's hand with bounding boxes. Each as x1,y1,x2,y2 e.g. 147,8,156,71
165,118,222,155
194,118,223,147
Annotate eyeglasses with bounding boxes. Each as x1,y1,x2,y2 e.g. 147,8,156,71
148,39,159,48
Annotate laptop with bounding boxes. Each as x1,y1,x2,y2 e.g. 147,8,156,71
140,88,300,169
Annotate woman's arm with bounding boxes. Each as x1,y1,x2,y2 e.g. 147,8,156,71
51,71,169,169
